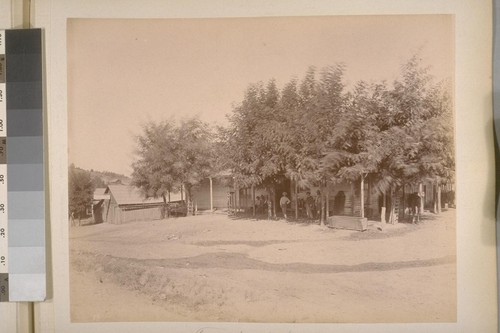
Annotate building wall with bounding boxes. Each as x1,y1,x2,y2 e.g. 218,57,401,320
192,178,232,211
192,178,272,212
105,204,163,224
103,192,163,224
119,206,163,224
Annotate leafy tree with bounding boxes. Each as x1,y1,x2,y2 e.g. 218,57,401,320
131,117,215,215
221,55,454,223
68,164,94,221
173,118,215,210
131,120,178,205
323,56,454,220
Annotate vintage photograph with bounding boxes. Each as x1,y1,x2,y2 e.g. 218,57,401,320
67,15,455,323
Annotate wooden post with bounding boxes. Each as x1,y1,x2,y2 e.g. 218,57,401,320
234,183,239,213
322,186,326,225
326,182,330,219
294,181,298,220
243,188,246,213
272,187,277,218
437,183,442,214
389,186,395,224
419,183,424,214
267,188,273,220
360,176,364,218
245,188,248,213
351,182,355,215
209,177,213,211
402,185,406,220
252,185,255,217
381,190,387,224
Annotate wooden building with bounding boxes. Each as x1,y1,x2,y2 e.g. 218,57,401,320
190,172,453,228
94,185,165,224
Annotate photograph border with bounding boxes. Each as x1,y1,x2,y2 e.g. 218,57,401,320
35,1,496,332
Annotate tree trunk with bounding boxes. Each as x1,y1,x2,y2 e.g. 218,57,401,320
381,190,387,225
326,183,330,219
185,183,194,216
267,188,273,220
388,186,395,224
272,187,277,219
320,185,326,226
360,177,364,218
437,184,442,214
294,181,298,220
252,185,256,217
419,183,424,214
402,185,406,220
209,177,213,212
162,193,169,219
433,181,442,215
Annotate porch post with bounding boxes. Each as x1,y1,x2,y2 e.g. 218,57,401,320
437,183,442,214
360,175,365,218
419,183,424,214
325,182,330,218
294,180,298,219
234,183,239,213
252,185,255,217
209,177,213,211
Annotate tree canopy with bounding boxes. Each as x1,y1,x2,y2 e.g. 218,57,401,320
131,117,214,210
129,55,453,220
223,55,454,198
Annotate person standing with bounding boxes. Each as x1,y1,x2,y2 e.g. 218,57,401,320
280,192,291,219
259,195,266,215
305,191,314,219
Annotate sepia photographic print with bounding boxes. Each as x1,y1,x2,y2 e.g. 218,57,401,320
67,15,456,323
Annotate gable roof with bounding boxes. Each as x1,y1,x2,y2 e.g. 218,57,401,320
105,185,164,206
93,187,109,201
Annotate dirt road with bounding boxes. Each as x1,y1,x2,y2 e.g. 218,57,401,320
69,210,456,323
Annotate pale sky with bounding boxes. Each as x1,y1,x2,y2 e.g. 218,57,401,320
67,15,454,176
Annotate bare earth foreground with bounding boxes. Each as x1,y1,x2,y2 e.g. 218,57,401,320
69,209,456,323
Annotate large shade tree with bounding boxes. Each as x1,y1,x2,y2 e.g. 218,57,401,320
131,117,215,215
220,55,454,223
320,56,454,222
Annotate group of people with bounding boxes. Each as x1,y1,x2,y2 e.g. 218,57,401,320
303,190,322,220
254,192,293,219
254,194,269,215
279,190,322,220
252,190,323,220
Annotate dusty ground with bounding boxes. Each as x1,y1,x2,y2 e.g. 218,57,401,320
69,209,456,323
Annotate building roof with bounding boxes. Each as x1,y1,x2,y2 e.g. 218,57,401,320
93,188,110,201
105,185,164,206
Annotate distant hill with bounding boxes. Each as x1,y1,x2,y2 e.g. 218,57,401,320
70,165,131,187
90,169,132,186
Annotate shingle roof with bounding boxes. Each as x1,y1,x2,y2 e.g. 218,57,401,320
105,185,164,206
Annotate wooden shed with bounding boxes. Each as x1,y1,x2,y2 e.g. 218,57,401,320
101,185,164,224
